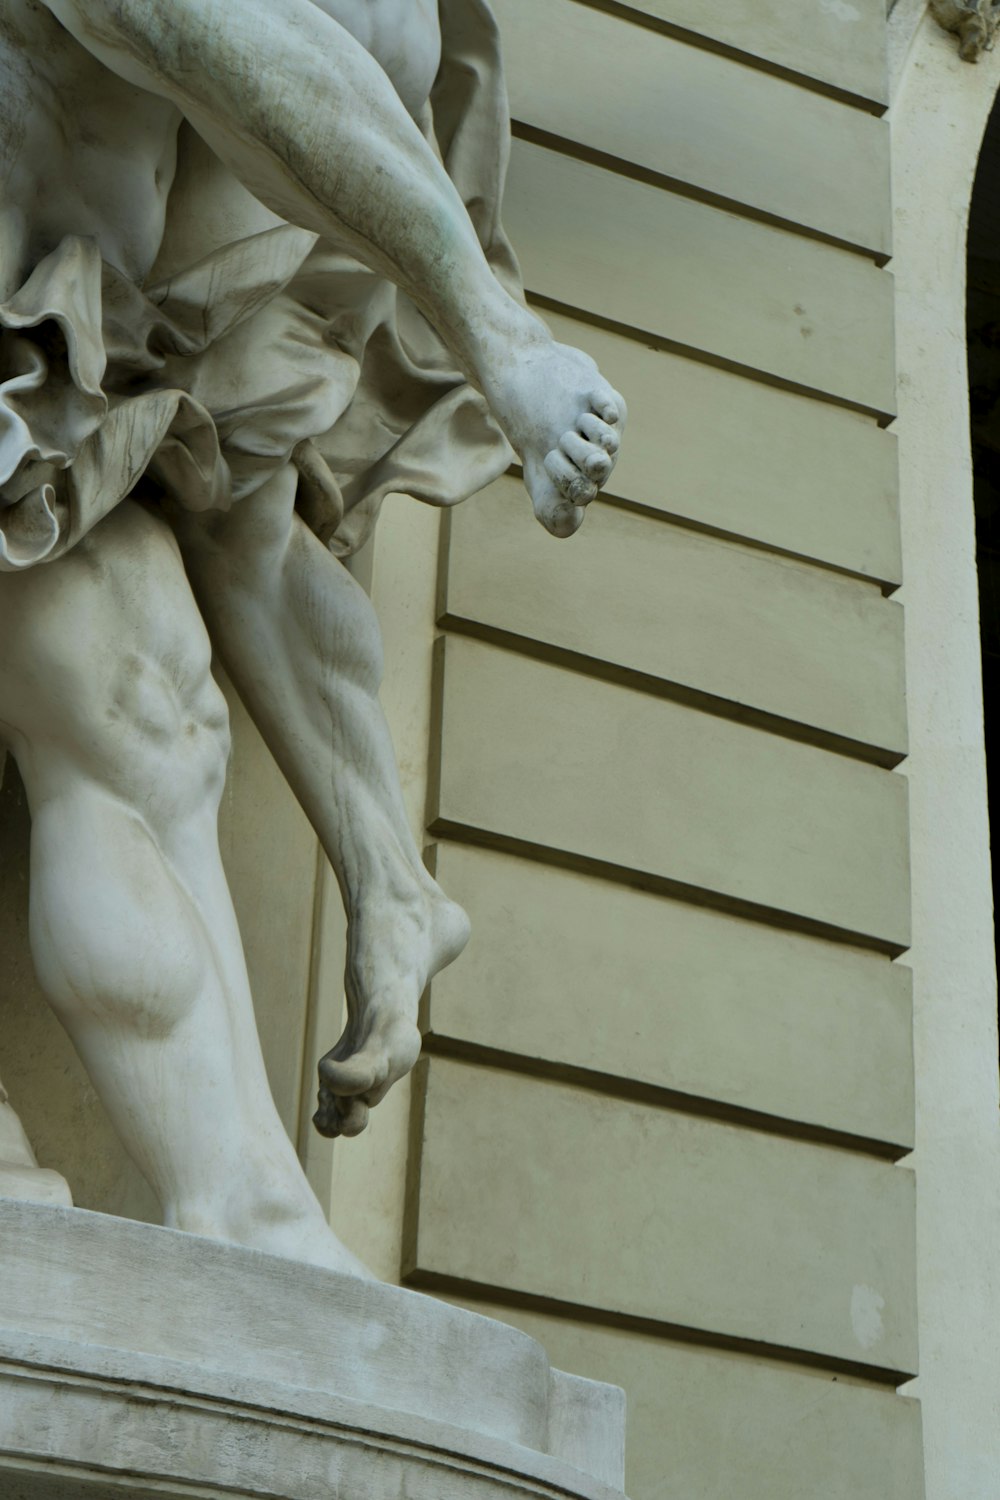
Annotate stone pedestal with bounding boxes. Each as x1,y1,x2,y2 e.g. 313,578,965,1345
0,1201,626,1500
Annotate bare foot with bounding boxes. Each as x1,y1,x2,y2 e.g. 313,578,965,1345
313,884,470,1139
480,321,627,538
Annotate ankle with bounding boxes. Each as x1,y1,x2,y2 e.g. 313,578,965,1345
167,1166,322,1246
465,296,550,390
167,1188,370,1276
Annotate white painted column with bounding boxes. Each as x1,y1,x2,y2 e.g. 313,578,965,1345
891,10,1000,1496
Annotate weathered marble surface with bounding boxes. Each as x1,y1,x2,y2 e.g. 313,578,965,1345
0,1200,626,1500
930,0,1000,59
0,1077,70,1207
0,6,631,1494
0,0,624,1271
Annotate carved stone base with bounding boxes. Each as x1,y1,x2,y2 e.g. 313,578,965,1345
0,1201,626,1500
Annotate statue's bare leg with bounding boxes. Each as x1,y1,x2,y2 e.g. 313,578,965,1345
173,468,466,1139
45,0,626,537
0,499,367,1272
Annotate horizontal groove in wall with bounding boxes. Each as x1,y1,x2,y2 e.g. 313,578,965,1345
525,293,895,426
565,0,888,115
597,491,902,596
419,1034,910,1163
498,316,903,586
400,1272,911,1389
435,615,906,770
422,824,909,961
510,121,890,266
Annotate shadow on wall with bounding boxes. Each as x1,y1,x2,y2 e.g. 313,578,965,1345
966,90,1000,1036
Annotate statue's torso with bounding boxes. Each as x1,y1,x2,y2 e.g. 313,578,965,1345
0,0,180,291
0,0,444,292
316,0,443,119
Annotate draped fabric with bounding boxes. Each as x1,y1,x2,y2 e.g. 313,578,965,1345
0,0,519,570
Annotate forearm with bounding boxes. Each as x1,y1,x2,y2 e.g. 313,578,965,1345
42,0,515,375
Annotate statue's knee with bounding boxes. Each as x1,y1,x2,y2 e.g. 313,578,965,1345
165,668,232,816
106,646,231,815
180,669,232,807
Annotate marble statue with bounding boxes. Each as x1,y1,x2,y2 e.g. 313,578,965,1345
0,0,625,1273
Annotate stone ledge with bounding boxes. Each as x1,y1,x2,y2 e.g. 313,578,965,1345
0,1361,624,1500
0,1201,627,1500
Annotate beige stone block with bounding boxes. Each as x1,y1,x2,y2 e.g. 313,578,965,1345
430,637,910,948
542,310,901,584
443,478,906,759
445,1300,925,1500
427,843,914,1149
497,0,891,255
614,0,888,104
407,1057,918,1372
504,141,895,415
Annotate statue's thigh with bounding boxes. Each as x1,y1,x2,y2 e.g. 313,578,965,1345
0,499,223,767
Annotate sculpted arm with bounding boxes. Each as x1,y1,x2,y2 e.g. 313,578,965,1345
39,0,496,378
40,0,626,533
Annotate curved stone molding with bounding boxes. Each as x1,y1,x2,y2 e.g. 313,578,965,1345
930,0,1000,60
0,1201,627,1500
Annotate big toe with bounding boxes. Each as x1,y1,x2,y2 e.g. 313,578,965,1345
317,1018,423,1105
314,1091,370,1139
525,456,587,537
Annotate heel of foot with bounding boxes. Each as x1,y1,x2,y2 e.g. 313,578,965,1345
313,889,468,1141
432,895,471,971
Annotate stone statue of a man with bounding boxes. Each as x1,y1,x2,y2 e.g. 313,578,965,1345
0,0,625,1274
